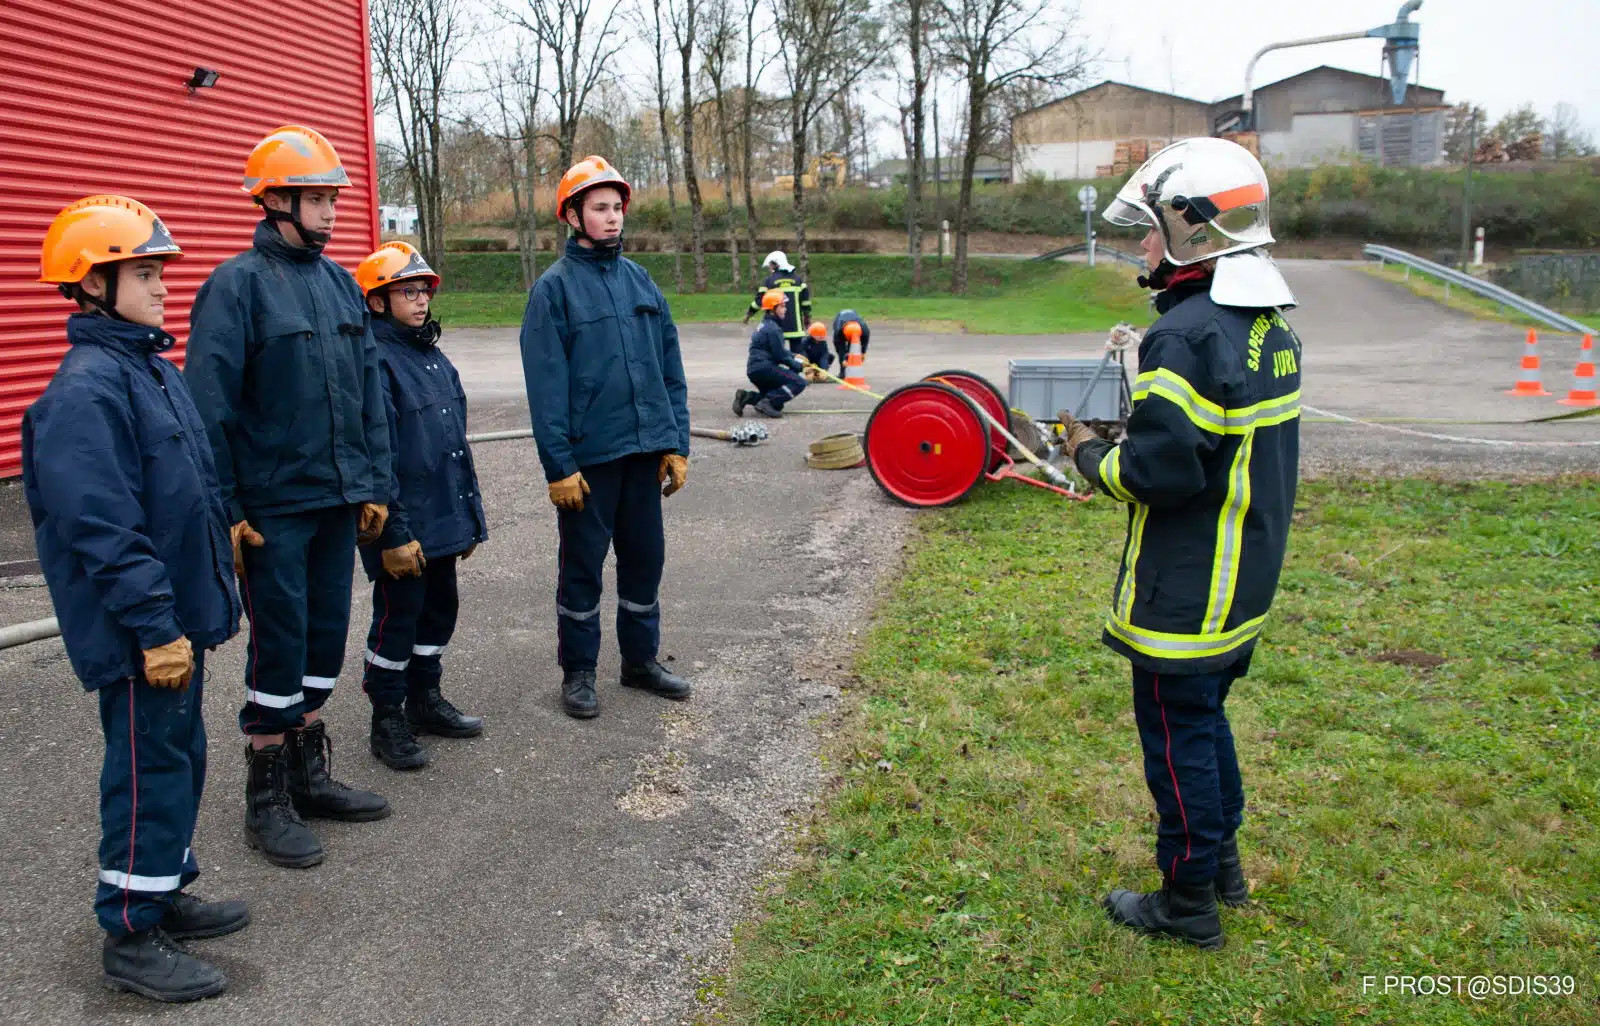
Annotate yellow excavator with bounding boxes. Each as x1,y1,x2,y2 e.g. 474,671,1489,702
774,152,846,190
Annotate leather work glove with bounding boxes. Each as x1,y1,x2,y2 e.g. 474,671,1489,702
382,540,426,578
357,503,389,544
549,472,590,512
659,454,688,497
460,543,477,561
143,636,194,690
1055,408,1101,461
230,520,265,576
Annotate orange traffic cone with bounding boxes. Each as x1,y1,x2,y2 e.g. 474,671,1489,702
1558,334,1599,407
839,321,870,391
1505,329,1551,396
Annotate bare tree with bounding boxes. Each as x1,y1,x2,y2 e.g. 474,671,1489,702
701,0,742,288
740,0,769,282
935,0,1089,291
639,0,685,289
896,0,932,285
505,0,625,170
371,0,470,272
671,0,709,290
1548,102,1595,158
770,0,880,278
483,43,546,287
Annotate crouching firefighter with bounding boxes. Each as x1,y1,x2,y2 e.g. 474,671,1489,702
184,125,394,869
1056,137,1302,950
25,196,249,1001
520,155,694,720
733,289,807,418
355,242,488,770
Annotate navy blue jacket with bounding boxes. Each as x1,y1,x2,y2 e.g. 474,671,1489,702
831,309,870,350
184,221,390,523
359,318,487,578
519,239,690,482
747,315,802,377
22,315,242,692
1075,282,1301,674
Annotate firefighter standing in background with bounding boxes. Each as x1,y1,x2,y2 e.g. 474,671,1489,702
25,196,249,1001
1057,138,1302,951
519,156,694,720
185,126,393,870
354,242,488,770
742,250,811,352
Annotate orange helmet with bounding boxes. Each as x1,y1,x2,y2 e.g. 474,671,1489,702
39,194,182,285
556,155,631,220
761,289,787,311
242,125,351,197
356,241,440,295
807,321,827,339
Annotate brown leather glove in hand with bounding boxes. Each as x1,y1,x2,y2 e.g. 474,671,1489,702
549,472,590,512
1055,409,1101,461
230,520,265,576
357,503,389,544
460,543,477,561
659,454,688,497
143,636,194,689
381,540,426,578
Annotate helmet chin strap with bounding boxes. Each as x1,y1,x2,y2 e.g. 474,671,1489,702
264,190,330,250
571,206,623,255
59,267,126,320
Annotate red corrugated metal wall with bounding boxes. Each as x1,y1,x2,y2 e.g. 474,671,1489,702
0,0,380,478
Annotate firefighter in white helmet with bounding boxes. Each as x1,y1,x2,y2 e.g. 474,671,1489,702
1056,137,1303,950
743,250,812,351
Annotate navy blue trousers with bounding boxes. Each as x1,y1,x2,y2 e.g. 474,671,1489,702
362,554,460,707
556,454,665,671
96,653,206,936
747,367,806,410
237,506,357,734
1131,663,1246,886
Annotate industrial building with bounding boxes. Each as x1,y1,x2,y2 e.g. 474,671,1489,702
1012,66,1448,180
0,0,380,478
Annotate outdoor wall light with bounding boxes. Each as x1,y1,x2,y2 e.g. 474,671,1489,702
186,67,221,93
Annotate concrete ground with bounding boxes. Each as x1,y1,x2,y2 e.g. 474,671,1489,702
0,260,1594,1025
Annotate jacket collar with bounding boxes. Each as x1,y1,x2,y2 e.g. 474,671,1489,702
373,316,440,352
253,219,323,265
66,313,175,356
563,236,619,265
1154,279,1212,315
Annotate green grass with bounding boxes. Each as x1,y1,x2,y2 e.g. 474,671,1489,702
1360,263,1567,332
722,478,1600,1025
432,256,1150,334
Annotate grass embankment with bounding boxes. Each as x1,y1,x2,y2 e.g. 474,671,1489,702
1360,263,1600,335
723,479,1600,1025
431,253,1151,334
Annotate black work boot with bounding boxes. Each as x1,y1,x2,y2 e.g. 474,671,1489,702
562,669,599,719
1103,878,1225,950
732,389,753,416
621,660,692,700
370,705,429,771
102,926,227,1002
287,721,392,821
407,684,484,738
244,743,324,869
753,397,783,418
161,892,250,941
1216,835,1250,907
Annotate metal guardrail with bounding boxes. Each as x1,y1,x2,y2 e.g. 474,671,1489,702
1363,244,1596,336
1033,241,1146,269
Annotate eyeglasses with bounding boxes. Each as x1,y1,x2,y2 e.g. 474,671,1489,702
393,284,436,301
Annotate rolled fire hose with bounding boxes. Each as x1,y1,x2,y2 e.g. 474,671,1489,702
806,432,865,469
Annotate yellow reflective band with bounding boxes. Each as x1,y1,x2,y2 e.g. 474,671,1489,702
1105,613,1267,660
1203,428,1255,633
1132,368,1301,436
1098,446,1136,503
1117,503,1150,621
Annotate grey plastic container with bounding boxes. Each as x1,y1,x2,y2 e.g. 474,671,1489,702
1007,358,1125,421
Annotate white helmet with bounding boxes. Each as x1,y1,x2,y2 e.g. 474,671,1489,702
763,250,793,272
1103,137,1292,307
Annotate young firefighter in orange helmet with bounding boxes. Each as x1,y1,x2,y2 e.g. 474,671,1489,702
353,242,487,770
519,156,693,719
184,126,393,870
24,196,248,1001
